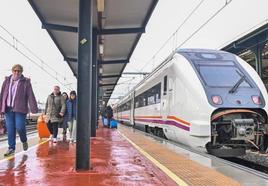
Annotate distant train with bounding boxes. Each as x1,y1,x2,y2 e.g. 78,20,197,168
114,49,268,157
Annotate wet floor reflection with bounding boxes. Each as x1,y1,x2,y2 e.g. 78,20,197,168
0,126,177,185
0,154,28,185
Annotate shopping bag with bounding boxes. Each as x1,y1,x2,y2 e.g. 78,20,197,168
37,115,50,138
110,120,117,129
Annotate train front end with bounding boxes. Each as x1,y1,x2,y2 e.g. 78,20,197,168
179,49,268,157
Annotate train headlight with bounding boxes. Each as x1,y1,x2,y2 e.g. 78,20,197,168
251,95,261,105
211,95,223,105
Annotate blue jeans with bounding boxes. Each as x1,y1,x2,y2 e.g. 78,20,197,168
5,110,27,150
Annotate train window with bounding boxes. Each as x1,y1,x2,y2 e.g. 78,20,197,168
148,95,155,105
127,100,131,110
121,100,131,111
199,65,251,87
164,76,167,95
134,83,161,108
156,94,160,103
197,60,234,66
135,98,139,108
195,53,222,60
139,96,144,107
201,53,218,59
147,88,155,105
155,83,161,103
142,93,147,107
136,96,142,108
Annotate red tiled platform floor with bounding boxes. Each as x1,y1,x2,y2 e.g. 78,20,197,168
0,126,176,185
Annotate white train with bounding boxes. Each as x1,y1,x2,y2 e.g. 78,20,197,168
114,49,268,157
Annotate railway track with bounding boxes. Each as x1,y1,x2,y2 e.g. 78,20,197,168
224,157,268,174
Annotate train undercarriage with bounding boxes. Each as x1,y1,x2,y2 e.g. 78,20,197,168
206,109,268,157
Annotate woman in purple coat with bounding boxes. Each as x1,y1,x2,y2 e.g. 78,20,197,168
0,64,38,157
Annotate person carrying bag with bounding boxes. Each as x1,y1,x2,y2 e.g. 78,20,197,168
44,86,66,143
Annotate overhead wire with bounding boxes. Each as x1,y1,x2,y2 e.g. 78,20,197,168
110,0,234,104
139,0,234,73
139,0,206,72
0,24,72,90
0,24,67,80
177,0,233,48
110,0,206,104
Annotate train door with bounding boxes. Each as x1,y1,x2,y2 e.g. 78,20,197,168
161,75,176,140
130,92,135,125
119,105,122,121
168,77,174,114
161,75,168,120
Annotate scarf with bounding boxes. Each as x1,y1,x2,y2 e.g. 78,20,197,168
7,75,20,107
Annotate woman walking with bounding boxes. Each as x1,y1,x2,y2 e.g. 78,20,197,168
61,92,69,139
45,86,66,143
66,91,77,143
0,64,38,157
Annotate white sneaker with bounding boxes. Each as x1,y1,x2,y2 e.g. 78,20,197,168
53,138,57,143
49,135,53,141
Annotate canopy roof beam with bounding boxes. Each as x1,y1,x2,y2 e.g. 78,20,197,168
99,59,128,65
98,27,145,35
100,74,121,78
42,23,78,33
99,83,116,87
42,22,145,35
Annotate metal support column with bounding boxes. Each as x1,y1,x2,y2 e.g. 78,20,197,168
253,43,265,77
96,71,100,128
96,47,100,128
76,0,92,170
91,29,97,137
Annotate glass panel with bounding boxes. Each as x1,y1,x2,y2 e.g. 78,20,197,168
148,95,155,105
199,65,251,87
135,83,161,107
262,42,268,89
239,49,256,70
164,76,167,95
156,84,161,103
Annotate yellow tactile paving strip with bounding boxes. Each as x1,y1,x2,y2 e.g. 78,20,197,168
118,126,241,186
0,133,41,160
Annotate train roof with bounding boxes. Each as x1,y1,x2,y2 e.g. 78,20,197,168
116,48,234,105
176,48,230,54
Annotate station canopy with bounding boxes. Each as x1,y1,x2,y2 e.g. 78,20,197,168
222,22,268,54
28,0,158,102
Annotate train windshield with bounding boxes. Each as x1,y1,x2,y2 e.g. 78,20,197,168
197,63,251,88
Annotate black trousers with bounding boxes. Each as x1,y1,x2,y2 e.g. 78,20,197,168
47,121,59,138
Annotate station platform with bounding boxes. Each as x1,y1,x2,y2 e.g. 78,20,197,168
0,124,267,185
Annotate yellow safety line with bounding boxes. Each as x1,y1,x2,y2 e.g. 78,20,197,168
118,130,188,186
1,139,49,162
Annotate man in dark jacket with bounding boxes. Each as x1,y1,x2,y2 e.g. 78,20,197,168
106,106,113,127
0,64,38,157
